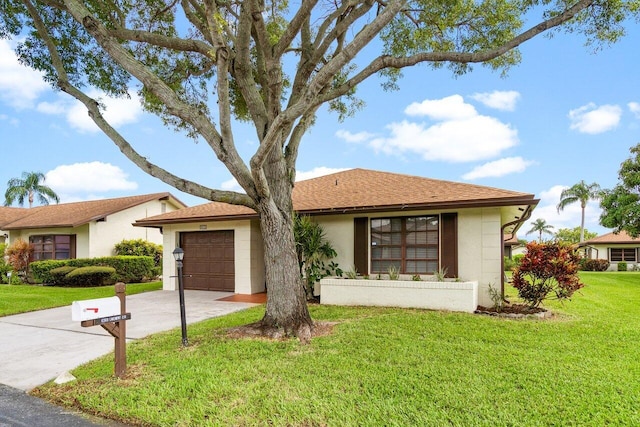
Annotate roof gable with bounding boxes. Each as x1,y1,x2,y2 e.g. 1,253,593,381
135,169,538,226
2,193,186,230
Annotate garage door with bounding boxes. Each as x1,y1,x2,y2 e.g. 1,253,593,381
180,230,235,291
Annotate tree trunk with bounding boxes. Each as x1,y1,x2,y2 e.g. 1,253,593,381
256,198,313,343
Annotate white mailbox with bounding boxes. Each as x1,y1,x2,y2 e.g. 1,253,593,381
72,296,121,322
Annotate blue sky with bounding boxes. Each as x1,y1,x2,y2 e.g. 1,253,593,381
0,20,638,240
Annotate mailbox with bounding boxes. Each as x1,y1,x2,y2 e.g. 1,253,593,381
72,296,121,322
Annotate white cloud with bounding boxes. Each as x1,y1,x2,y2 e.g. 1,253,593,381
568,103,622,134
36,101,67,115
295,167,349,181
629,102,640,118
470,90,520,111
404,95,477,120
0,40,50,109
65,90,142,133
335,129,375,143
462,157,534,180
221,178,243,192
45,162,138,193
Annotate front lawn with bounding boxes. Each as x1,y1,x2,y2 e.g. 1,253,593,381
0,281,162,317
33,272,640,426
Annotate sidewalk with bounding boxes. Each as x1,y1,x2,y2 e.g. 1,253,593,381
0,289,258,391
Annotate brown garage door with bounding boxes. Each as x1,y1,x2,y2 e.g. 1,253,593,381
180,230,235,291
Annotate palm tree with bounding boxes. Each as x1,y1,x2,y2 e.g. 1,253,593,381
526,218,554,241
4,171,60,208
556,180,601,243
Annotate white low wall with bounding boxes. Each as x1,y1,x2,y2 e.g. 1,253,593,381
319,278,479,313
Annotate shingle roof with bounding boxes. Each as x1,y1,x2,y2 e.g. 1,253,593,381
0,207,28,228
1,193,185,230
135,169,538,226
582,231,640,244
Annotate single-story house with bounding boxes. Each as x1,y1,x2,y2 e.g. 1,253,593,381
503,234,526,259
580,231,640,270
135,169,538,307
0,193,185,260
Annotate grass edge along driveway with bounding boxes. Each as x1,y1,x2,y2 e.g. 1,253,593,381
33,272,640,426
0,281,162,317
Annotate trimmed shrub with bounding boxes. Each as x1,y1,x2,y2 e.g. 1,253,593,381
49,266,78,286
579,258,610,272
30,256,155,284
64,266,117,287
114,239,162,268
511,241,584,308
618,261,628,272
0,243,12,284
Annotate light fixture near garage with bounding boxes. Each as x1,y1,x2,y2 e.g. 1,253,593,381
172,247,188,347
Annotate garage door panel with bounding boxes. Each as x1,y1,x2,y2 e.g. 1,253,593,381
181,231,235,292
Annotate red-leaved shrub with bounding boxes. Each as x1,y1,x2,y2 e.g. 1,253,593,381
511,241,584,308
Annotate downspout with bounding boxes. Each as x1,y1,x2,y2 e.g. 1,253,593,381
500,205,534,297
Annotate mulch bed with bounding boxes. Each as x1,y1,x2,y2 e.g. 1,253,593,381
475,304,552,319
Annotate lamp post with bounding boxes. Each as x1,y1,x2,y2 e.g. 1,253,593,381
172,247,188,346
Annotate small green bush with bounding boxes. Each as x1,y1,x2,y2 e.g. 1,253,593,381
49,266,78,286
579,258,610,271
618,261,628,272
64,266,117,287
115,239,162,267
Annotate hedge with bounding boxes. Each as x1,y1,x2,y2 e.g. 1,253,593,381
63,266,117,287
30,256,156,284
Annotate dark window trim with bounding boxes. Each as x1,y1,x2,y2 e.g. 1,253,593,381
609,247,638,262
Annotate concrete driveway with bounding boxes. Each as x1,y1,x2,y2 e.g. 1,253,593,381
0,290,258,391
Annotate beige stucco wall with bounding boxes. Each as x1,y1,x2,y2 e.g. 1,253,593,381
88,200,177,257
160,220,265,294
316,207,503,307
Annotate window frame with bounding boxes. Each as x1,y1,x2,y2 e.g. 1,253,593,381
29,234,74,261
609,247,638,263
370,215,439,275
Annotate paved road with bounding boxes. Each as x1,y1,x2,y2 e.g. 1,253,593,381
0,384,126,427
0,288,258,427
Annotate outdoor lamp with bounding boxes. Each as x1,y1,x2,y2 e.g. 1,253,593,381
172,247,184,263
172,247,188,346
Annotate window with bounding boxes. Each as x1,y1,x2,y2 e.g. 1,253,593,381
371,216,439,274
610,248,637,262
30,235,73,261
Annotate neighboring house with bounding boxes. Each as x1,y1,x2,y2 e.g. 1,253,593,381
580,231,640,270
503,234,526,259
0,193,186,260
135,169,538,307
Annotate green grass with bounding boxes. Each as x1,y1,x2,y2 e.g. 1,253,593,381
33,272,640,426
0,281,162,317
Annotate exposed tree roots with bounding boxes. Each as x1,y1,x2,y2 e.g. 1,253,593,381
226,321,337,344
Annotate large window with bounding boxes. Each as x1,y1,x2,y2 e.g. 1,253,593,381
371,216,439,274
609,248,637,262
30,235,72,261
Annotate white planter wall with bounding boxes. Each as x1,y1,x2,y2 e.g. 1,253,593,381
320,278,478,313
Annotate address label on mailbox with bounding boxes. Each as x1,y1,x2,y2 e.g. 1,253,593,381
72,296,121,321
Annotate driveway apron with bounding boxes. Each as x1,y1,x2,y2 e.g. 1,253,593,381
0,290,257,391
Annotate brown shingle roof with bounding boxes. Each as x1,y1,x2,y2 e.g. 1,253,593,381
2,193,185,230
583,231,640,244
135,169,537,226
0,207,28,228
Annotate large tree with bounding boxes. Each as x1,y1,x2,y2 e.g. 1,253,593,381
4,171,59,208
600,143,640,237
1,0,635,340
556,180,601,243
554,227,597,245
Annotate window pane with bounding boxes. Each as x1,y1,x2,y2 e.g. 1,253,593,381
391,218,402,232
427,231,438,244
55,252,70,260
390,233,402,245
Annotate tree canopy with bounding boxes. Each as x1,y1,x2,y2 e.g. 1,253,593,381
2,0,637,338
554,227,598,244
526,218,554,242
600,143,640,237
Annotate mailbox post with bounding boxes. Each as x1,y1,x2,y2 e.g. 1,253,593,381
72,283,130,378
